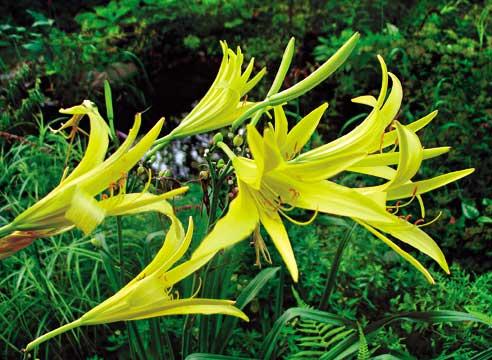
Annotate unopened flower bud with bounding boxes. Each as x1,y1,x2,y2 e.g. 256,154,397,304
213,133,223,144
233,134,243,147
137,165,146,176
199,170,209,180
217,159,225,168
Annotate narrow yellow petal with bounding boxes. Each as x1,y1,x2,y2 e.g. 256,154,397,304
384,121,423,188
351,147,450,168
386,169,475,200
258,208,298,282
246,124,265,181
373,219,449,274
281,103,328,159
283,151,367,182
123,299,249,322
381,110,438,149
351,95,377,107
192,182,259,259
218,142,262,188
78,118,164,195
262,128,284,172
355,219,435,283
59,101,110,184
273,177,394,224
296,57,390,161
273,106,288,146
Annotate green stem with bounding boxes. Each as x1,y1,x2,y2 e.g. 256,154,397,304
159,321,175,360
24,319,83,352
116,216,124,285
147,135,172,160
181,273,198,358
319,223,357,311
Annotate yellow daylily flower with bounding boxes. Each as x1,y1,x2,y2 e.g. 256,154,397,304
149,41,266,155
0,100,166,259
192,57,473,284
25,209,247,351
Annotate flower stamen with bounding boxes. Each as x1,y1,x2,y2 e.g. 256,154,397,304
416,211,442,228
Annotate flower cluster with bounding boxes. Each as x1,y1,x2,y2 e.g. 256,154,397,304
0,35,473,351
193,56,473,284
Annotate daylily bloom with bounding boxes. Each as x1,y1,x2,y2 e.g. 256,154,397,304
25,209,247,351
149,41,266,155
0,100,169,259
192,57,474,283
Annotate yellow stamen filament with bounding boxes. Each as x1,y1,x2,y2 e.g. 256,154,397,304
386,186,418,214
279,208,318,226
190,277,203,299
416,211,442,228
252,226,272,268
142,168,153,193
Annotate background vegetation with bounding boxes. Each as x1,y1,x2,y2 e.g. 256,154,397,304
0,0,491,359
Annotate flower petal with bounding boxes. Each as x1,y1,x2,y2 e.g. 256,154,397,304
351,147,450,168
273,106,288,146
273,177,395,224
192,181,259,260
120,298,249,322
355,219,435,283
297,57,391,161
283,151,367,182
258,208,298,282
386,168,475,200
263,128,284,172
372,219,449,274
381,110,438,149
281,103,328,159
218,142,262,188
59,101,110,184
76,118,164,195
64,188,105,234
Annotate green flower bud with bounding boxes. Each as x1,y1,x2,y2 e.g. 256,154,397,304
213,133,224,144
137,165,146,176
217,159,225,168
233,134,244,147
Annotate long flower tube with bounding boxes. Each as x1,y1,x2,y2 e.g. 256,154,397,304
0,101,169,259
25,208,247,351
192,57,473,283
148,41,266,157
